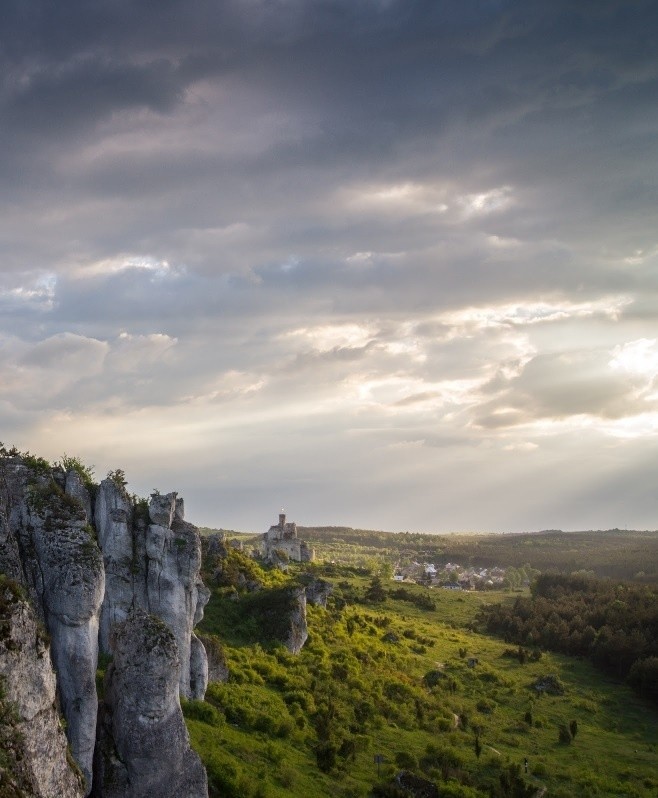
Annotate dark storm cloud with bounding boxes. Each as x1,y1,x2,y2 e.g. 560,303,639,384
1,0,655,282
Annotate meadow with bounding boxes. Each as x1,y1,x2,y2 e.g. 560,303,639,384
185,551,658,797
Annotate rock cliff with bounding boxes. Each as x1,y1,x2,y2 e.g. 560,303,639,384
95,481,210,699
0,575,85,798
0,454,209,797
93,611,207,798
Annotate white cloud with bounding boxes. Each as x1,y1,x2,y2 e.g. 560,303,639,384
438,296,631,332
458,185,513,217
283,323,375,352
70,255,180,279
609,338,658,378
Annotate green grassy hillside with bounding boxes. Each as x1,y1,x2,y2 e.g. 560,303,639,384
187,553,658,797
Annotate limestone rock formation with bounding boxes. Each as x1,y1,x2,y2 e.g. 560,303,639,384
0,577,85,798
95,481,210,699
1,459,104,791
285,586,309,654
0,454,212,796
305,577,333,607
199,633,230,683
94,610,208,798
95,476,134,654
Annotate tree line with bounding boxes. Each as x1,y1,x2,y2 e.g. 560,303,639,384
479,573,658,703
299,527,658,582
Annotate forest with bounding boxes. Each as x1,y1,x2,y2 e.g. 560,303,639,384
479,573,658,704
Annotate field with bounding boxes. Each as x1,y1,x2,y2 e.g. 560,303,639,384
186,555,658,797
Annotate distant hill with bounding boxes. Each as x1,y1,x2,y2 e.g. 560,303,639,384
297,526,658,583
197,524,658,582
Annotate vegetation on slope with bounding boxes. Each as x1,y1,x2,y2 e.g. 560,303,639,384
480,573,658,703
186,552,658,797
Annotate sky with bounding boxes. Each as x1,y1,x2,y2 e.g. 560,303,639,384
1,0,658,534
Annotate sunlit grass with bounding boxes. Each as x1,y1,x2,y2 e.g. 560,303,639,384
189,567,658,797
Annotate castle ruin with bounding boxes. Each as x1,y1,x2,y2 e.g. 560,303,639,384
262,512,315,563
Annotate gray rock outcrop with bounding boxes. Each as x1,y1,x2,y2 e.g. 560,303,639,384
198,633,230,683
0,455,212,796
95,477,135,654
0,578,85,798
2,461,104,792
285,586,309,654
305,577,333,607
94,610,208,798
95,482,210,699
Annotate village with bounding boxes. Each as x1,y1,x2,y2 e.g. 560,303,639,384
392,561,536,591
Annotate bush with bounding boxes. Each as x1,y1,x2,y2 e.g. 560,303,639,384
476,699,495,714
628,657,658,702
59,454,96,490
181,699,224,727
315,741,338,772
558,724,572,744
395,751,418,770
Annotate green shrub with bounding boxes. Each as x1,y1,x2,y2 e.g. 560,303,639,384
395,751,418,770
558,723,572,744
59,454,96,490
181,699,224,727
476,698,495,714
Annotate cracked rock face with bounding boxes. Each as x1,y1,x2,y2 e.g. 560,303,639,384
95,478,135,655
95,482,210,699
144,515,210,698
1,457,212,795
4,462,104,793
285,586,309,655
95,610,208,798
0,581,85,798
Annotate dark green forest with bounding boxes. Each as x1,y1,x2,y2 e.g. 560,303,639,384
479,573,658,703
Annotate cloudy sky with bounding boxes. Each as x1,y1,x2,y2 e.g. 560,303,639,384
2,0,657,533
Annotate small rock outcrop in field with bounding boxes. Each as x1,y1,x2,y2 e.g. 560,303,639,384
285,586,309,654
304,577,333,607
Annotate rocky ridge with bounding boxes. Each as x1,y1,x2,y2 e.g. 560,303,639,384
0,455,209,797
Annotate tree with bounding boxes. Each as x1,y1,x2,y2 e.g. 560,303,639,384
628,657,658,703
558,724,572,744
365,576,387,603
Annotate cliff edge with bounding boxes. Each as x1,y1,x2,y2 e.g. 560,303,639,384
0,453,209,797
